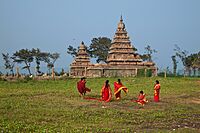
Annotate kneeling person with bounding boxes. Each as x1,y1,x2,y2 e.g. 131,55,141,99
77,77,91,96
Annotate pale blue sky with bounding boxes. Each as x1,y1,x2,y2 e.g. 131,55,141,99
1,0,200,72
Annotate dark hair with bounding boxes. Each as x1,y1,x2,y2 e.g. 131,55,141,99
140,91,144,94
105,80,109,87
118,79,121,83
156,80,159,84
81,77,86,80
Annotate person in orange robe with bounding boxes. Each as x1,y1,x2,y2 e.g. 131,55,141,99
154,80,161,102
77,77,91,96
135,91,148,106
101,80,112,102
114,79,128,100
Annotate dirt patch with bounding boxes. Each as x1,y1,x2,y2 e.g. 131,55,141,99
191,98,200,104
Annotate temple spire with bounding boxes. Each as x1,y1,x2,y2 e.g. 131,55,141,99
107,16,142,65
117,15,125,31
120,15,123,22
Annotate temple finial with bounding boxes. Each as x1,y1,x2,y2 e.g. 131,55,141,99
120,15,123,21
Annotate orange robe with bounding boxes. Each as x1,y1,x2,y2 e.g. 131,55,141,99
77,80,91,95
135,93,148,105
114,82,128,100
101,84,112,102
154,83,161,102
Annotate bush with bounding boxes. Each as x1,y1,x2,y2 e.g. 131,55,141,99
137,69,152,77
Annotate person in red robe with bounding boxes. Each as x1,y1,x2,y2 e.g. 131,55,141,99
135,91,148,106
77,77,91,96
154,80,161,102
101,80,112,102
114,79,128,100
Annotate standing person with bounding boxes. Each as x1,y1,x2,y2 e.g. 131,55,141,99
114,79,128,100
134,91,148,106
101,80,112,102
77,77,91,96
154,80,161,102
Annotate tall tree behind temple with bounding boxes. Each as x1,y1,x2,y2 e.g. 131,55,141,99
171,55,178,76
89,37,111,63
13,49,34,75
2,53,15,76
141,45,157,62
67,45,77,58
66,37,112,63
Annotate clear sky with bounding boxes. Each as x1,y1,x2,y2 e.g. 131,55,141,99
0,0,200,72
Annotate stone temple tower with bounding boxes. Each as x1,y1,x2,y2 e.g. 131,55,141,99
70,16,157,77
107,16,142,66
70,41,91,77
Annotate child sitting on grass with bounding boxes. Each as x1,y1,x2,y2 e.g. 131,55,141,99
134,91,148,106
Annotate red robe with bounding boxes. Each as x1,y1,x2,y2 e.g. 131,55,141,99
77,80,91,95
135,93,148,105
114,82,128,100
154,84,161,102
101,84,112,102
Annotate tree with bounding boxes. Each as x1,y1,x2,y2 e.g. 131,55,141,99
67,45,77,57
171,55,178,76
13,49,34,75
2,53,15,76
193,52,200,76
88,37,112,63
141,45,157,62
140,54,149,62
174,44,188,75
185,52,200,76
32,48,49,75
44,52,60,74
174,44,188,67
192,52,200,69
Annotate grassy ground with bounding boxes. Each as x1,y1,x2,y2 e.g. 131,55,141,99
0,77,200,132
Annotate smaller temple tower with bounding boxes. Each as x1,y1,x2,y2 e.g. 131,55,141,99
70,41,91,77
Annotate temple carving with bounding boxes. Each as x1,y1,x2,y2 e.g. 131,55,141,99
69,16,157,77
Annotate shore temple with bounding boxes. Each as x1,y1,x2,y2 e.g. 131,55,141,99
69,16,157,77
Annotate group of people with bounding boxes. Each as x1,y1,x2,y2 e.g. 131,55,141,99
77,77,161,106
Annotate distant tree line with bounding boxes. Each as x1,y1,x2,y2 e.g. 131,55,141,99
2,48,60,76
67,37,157,63
171,44,200,76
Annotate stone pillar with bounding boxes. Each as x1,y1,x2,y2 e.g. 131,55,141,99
135,68,138,76
164,69,167,78
16,66,20,78
69,68,71,77
155,67,158,76
52,67,55,79
35,67,37,77
144,68,147,77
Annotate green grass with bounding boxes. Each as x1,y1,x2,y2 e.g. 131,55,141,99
0,77,200,132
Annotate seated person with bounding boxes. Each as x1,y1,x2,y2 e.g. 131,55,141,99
135,91,148,106
77,77,91,96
